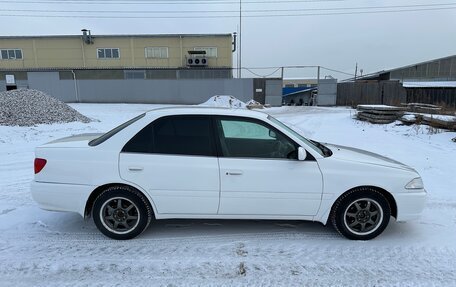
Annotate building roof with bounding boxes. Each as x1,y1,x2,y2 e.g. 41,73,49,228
0,67,232,72
382,54,456,74
0,33,232,40
349,54,456,81
402,81,456,88
283,87,317,98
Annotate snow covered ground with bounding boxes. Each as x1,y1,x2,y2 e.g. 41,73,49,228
0,104,455,287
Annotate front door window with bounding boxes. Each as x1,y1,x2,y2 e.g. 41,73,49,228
217,117,297,159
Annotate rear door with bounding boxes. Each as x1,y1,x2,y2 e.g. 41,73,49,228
119,115,220,215
215,116,323,216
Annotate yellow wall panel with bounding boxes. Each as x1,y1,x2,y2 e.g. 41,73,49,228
0,35,233,69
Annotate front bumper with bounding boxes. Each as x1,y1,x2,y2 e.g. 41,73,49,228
393,189,427,222
31,181,95,217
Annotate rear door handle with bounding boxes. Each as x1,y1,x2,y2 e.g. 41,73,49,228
128,166,144,171
226,170,243,176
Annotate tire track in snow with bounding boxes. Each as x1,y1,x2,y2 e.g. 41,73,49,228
1,229,456,285
0,233,455,287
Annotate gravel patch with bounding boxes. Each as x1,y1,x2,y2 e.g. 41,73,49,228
0,89,91,126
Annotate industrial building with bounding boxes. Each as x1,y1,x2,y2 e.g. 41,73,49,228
358,55,456,82
0,31,233,70
337,55,456,107
0,31,286,105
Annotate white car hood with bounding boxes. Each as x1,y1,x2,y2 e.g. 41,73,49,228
325,144,415,171
40,133,103,148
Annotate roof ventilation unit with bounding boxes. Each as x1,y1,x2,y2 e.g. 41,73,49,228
186,50,208,67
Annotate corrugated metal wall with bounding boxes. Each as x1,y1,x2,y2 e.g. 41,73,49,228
3,72,283,106
389,56,456,81
316,78,337,106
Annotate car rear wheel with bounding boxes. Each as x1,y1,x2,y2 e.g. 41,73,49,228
93,186,153,240
331,188,391,240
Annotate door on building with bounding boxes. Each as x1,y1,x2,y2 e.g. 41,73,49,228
253,78,266,104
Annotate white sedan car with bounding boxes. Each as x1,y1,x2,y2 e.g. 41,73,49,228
31,107,426,240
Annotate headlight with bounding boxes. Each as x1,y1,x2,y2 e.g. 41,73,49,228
405,177,424,189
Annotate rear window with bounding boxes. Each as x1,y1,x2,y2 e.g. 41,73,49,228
89,113,145,146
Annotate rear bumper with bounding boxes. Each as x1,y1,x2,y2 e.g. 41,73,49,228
31,181,95,217
393,189,427,222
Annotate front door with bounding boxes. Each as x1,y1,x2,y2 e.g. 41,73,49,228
215,116,323,216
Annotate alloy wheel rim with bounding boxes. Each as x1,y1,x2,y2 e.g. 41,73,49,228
343,198,383,236
100,197,140,235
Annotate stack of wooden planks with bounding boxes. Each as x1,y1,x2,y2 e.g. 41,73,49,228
407,114,456,130
356,105,406,124
398,103,456,131
402,103,442,114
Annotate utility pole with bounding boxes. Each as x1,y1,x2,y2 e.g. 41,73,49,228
239,0,242,78
354,62,358,81
316,66,320,106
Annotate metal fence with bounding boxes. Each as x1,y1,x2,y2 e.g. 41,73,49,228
0,71,283,106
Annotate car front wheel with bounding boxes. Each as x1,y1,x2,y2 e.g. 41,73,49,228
331,188,391,240
93,186,153,240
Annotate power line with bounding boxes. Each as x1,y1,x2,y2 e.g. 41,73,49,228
1,3,455,14
244,67,282,78
0,0,347,4
0,6,454,18
320,66,354,76
243,66,354,76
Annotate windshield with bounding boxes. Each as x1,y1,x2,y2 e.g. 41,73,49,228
89,113,145,146
268,115,328,157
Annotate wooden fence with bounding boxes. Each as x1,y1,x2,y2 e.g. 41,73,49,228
337,80,406,107
406,88,456,109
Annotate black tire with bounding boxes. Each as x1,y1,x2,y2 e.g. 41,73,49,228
93,185,153,240
331,188,391,240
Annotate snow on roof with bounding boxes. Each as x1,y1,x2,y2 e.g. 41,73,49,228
402,81,456,88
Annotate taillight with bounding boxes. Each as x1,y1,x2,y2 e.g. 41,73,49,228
34,158,47,174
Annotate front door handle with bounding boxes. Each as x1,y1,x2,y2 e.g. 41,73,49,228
128,166,144,172
226,170,243,176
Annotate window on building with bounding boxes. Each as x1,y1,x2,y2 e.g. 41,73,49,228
145,47,168,59
194,47,217,58
0,49,23,60
97,48,120,59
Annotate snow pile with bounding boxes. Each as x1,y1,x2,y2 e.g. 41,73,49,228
246,99,264,109
200,95,246,108
0,89,91,126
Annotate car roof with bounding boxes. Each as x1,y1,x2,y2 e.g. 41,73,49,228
144,106,270,119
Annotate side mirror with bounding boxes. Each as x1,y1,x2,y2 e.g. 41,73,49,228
269,130,277,139
298,147,307,161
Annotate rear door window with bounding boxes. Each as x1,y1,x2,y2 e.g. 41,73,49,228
122,115,216,157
